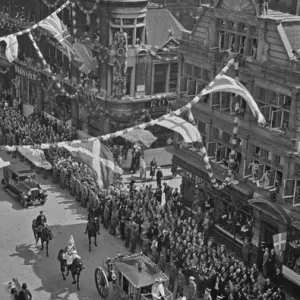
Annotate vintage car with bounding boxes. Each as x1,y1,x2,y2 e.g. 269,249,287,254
1,162,47,208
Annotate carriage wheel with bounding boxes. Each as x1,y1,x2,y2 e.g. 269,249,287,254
95,267,109,298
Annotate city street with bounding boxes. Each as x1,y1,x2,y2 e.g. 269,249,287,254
0,150,181,300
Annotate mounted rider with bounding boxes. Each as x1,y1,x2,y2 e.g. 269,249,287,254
36,210,47,233
88,206,100,234
62,235,81,269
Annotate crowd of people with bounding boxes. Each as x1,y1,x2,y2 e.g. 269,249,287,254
40,147,287,300
0,102,289,300
0,106,76,146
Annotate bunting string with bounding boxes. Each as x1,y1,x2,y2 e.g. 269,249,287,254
1,0,70,39
41,0,64,8
73,0,100,14
71,1,78,36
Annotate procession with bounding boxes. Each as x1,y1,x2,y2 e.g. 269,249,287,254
1,0,300,299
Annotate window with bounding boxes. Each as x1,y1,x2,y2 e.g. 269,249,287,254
254,85,291,132
169,63,178,92
137,17,145,24
154,64,168,94
123,19,134,25
198,120,206,135
184,63,193,76
180,77,187,93
222,132,231,144
261,149,272,163
125,68,132,95
122,28,133,46
187,79,196,96
111,18,121,25
212,127,220,140
136,27,144,43
295,163,300,176
283,179,300,206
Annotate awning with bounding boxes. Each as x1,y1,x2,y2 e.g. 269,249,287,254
165,145,253,197
248,198,291,225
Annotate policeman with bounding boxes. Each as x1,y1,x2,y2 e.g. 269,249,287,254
52,164,58,184
70,174,75,196
81,181,87,208
124,221,131,248
75,177,81,202
36,210,47,234
188,276,197,300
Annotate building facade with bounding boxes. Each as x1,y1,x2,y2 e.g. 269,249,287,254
168,0,300,286
0,0,182,148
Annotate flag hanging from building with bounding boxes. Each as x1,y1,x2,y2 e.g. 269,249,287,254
62,138,115,188
0,35,19,63
273,232,287,256
39,12,74,61
0,157,10,169
201,75,266,125
157,115,201,143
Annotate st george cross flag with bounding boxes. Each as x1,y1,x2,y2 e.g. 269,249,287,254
0,36,18,63
273,232,287,256
62,138,115,188
201,75,266,125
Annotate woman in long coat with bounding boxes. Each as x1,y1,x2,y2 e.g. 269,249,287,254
150,158,157,180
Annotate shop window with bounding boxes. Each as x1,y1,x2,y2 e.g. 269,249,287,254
169,63,178,92
216,192,253,241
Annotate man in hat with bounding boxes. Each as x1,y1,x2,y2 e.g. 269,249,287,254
177,268,185,296
18,283,32,300
156,166,163,187
81,181,88,208
188,276,197,300
36,210,47,234
152,278,165,300
124,220,131,248
70,173,76,196
203,288,212,300
168,261,177,292
75,176,81,202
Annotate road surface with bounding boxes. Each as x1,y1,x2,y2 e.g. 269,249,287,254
0,150,181,300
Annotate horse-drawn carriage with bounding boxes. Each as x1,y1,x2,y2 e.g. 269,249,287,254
95,253,173,300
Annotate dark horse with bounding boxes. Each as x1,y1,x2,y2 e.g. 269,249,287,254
85,218,98,252
32,219,53,257
57,249,83,291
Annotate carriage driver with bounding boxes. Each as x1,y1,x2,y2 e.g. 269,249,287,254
36,210,47,233
63,235,81,268
152,278,165,300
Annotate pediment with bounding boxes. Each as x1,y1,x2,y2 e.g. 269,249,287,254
215,0,257,16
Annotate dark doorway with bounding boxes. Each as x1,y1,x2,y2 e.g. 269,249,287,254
263,222,277,250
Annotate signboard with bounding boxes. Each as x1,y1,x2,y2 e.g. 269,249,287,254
15,65,40,81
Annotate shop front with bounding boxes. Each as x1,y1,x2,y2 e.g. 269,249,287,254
13,62,42,116
167,145,254,256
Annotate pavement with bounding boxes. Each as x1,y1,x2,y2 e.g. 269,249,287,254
0,150,182,300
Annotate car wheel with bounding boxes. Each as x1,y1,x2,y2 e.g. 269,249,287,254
41,201,45,205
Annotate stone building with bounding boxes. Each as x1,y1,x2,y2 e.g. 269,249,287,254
167,0,300,285
3,0,182,148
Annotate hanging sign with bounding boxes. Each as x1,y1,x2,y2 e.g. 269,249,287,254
15,65,40,81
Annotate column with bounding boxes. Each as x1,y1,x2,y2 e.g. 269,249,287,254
107,66,112,96
165,63,171,93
